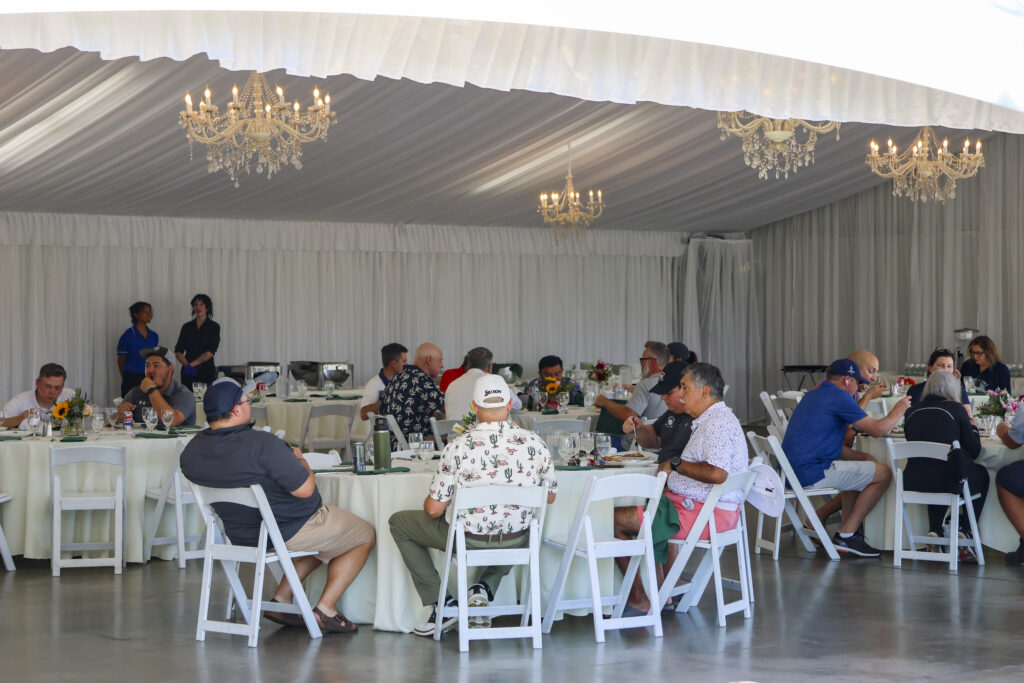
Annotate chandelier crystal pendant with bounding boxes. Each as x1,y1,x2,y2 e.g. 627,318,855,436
179,71,337,187
866,126,984,202
717,111,840,180
537,144,604,239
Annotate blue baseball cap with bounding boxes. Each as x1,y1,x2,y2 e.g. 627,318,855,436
203,377,256,421
827,359,871,384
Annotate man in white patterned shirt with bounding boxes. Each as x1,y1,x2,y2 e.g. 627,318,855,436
614,362,749,614
388,374,557,637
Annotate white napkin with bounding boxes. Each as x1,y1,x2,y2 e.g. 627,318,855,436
390,449,416,460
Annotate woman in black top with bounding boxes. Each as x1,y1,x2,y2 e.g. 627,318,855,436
960,334,1011,392
903,370,987,541
174,293,221,390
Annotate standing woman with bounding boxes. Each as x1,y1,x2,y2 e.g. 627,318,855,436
960,334,1011,392
174,293,220,391
117,301,158,396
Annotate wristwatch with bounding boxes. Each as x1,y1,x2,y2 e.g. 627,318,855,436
146,386,159,395
669,456,682,469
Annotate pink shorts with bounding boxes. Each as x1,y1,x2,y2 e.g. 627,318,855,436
637,490,740,542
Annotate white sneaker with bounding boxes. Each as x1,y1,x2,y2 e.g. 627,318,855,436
467,583,492,629
412,598,458,637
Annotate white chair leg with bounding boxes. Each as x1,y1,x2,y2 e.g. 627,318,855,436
948,502,959,572
754,511,766,556
52,477,62,577
0,521,14,571
964,492,985,566
530,528,543,648
196,526,216,642
114,477,124,574
144,493,167,563
541,544,574,634
893,497,904,568
248,533,268,647
456,534,470,653
613,555,641,619
641,532,664,637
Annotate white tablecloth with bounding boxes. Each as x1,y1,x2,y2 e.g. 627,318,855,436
311,466,640,632
857,435,1024,553
196,393,368,446
0,431,196,562
511,406,598,431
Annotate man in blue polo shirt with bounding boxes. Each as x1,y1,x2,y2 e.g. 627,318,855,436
782,359,910,557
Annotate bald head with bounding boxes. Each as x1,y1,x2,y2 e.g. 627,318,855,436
848,350,879,383
415,343,444,379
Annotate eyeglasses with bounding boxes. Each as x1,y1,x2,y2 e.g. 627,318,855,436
970,350,985,356
639,357,656,363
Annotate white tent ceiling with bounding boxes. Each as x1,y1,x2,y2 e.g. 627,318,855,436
0,7,1018,233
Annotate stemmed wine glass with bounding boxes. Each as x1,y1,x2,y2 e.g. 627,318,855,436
160,409,175,432
556,391,570,414
142,407,158,431
579,432,595,460
26,408,41,436
558,434,578,464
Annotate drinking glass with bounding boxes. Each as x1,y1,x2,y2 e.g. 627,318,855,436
104,407,118,429
89,413,105,439
26,408,41,435
160,409,175,431
296,380,308,397
557,435,577,463
580,431,595,457
323,380,335,396
545,430,563,458
408,432,424,457
595,434,612,460
583,390,597,409
556,391,570,414
142,407,158,431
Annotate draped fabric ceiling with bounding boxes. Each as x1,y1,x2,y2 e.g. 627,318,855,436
1,7,1023,232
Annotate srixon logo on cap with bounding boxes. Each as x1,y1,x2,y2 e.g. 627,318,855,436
485,389,502,396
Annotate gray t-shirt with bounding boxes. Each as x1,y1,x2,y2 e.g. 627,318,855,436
626,374,668,421
124,378,197,426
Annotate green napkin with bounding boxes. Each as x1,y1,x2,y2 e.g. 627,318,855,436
265,393,277,397
134,432,176,439
60,436,88,443
556,465,595,471
169,425,202,435
313,466,354,473
540,409,560,415
0,435,25,441
309,393,326,397
284,398,309,403
355,467,412,475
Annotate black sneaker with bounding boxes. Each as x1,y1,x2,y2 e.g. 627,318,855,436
1005,540,1024,566
412,597,458,637
831,531,881,558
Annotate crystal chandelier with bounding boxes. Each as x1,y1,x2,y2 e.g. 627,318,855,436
537,144,604,239
717,111,840,180
180,71,336,187
866,126,984,202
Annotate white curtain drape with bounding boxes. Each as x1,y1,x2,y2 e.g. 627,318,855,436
2,10,1024,132
0,213,684,405
753,131,1024,410
678,238,763,423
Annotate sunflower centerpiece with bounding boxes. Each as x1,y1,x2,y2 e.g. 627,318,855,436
52,389,92,437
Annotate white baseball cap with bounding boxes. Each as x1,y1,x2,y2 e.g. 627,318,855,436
472,374,512,410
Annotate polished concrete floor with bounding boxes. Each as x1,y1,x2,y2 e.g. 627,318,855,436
4,541,1024,683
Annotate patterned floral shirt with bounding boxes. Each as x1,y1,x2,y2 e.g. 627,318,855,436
429,420,557,534
379,365,444,448
666,401,749,504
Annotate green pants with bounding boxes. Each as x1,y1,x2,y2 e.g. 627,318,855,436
388,509,528,606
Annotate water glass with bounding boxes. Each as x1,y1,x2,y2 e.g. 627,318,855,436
323,380,335,395
580,431,595,456
583,390,597,409
142,407,158,431
296,380,308,397
26,408,41,435
595,434,612,460
556,391,570,414
160,409,175,431
557,435,577,463
408,432,424,456
89,413,105,438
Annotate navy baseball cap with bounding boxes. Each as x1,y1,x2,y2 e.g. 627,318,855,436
827,358,871,384
651,361,689,395
203,377,256,421
667,342,690,361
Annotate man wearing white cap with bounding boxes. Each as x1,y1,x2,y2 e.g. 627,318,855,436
117,346,195,427
389,374,557,637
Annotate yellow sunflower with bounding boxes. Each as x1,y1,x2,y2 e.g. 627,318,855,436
52,402,69,420
544,380,560,395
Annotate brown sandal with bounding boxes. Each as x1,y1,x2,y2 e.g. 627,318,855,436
313,606,359,634
264,599,305,628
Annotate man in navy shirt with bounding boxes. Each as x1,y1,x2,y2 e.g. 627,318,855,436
181,378,375,633
782,359,910,557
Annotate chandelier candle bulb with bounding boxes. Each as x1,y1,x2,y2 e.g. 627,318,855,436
185,93,193,113
276,85,284,103
204,87,211,105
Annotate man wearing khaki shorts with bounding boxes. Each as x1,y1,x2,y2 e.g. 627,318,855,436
181,378,374,633
782,359,910,557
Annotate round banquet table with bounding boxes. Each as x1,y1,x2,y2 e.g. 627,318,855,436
195,392,368,445
0,430,197,562
856,434,1024,553
309,465,648,632
511,405,598,431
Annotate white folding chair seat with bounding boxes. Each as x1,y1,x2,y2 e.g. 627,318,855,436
0,492,14,571
748,428,840,561
302,450,342,469
435,483,549,652
429,417,459,450
189,483,322,647
250,404,269,427
530,418,590,436
886,438,984,572
658,465,761,627
50,445,127,576
300,403,356,460
143,442,204,568
542,472,668,642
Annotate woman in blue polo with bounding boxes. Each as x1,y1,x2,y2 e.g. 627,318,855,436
116,301,158,396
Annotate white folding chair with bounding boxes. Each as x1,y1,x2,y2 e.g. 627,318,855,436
429,417,459,450
759,392,787,430
749,429,840,561
542,472,668,642
0,491,14,571
435,483,549,652
189,483,322,647
886,438,985,572
300,403,356,460
143,442,204,568
302,450,342,469
250,404,269,427
531,418,589,436
773,396,799,422
366,412,410,451
657,467,760,627
50,444,127,576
